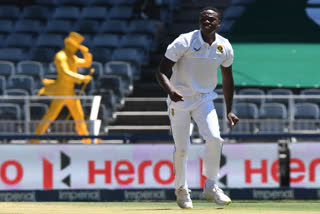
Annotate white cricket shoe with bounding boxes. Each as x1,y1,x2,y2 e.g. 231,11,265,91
203,184,231,205
175,187,193,209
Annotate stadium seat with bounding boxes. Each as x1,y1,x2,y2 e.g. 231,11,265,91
58,0,90,7
36,33,64,49
28,103,48,120
217,20,235,33
92,34,121,49
90,0,113,7
111,48,144,76
0,60,15,79
7,75,35,95
238,88,265,106
267,88,293,106
6,33,33,49
116,0,136,6
5,89,30,105
89,89,117,123
53,6,81,21
35,0,58,6
294,102,319,130
300,88,320,104
16,61,44,89
45,20,74,34
120,34,153,52
95,75,124,108
259,102,287,133
128,20,158,39
104,61,134,95
74,20,100,34
108,6,133,20
90,47,113,62
22,5,52,20
31,47,56,62
0,6,20,20
233,102,259,133
0,76,5,95
231,0,256,5
0,20,14,35
81,6,108,21
0,103,21,119
0,48,27,61
100,20,129,35
223,6,246,19
15,20,42,36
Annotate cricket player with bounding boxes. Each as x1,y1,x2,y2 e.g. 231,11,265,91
156,7,239,209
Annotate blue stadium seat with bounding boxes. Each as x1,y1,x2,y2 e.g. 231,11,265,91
6,33,33,49
58,0,91,6
16,61,44,89
128,20,158,38
0,60,15,79
0,6,20,20
233,102,259,133
90,0,113,7
53,6,81,21
223,6,246,19
22,5,52,20
81,6,108,21
120,34,153,52
28,103,48,120
217,20,235,33
108,6,133,20
100,20,129,35
92,34,121,49
116,0,136,6
89,88,117,122
112,48,144,78
294,102,319,131
95,75,124,108
15,20,42,36
104,61,134,95
5,89,30,105
300,88,320,104
238,88,265,106
0,48,27,61
91,47,113,62
259,102,287,133
36,33,64,49
0,103,21,121
7,75,35,95
31,47,56,62
35,0,59,6
45,20,74,34
0,20,14,35
267,88,293,106
0,76,5,95
74,20,100,34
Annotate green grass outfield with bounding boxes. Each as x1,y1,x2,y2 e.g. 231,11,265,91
0,201,319,214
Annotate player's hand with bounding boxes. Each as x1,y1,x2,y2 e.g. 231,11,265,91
79,45,89,53
169,89,184,102
227,112,239,127
83,75,92,84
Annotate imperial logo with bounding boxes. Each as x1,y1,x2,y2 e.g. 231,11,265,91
43,152,71,189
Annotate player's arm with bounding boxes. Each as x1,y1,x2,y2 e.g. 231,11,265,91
156,56,184,102
221,65,239,127
56,53,90,84
75,45,92,68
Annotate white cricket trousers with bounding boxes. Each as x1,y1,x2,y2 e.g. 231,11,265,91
168,98,223,189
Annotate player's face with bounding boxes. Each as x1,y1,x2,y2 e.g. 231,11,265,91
199,10,221,34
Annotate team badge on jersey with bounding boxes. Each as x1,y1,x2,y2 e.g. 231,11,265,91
171,108,175,116
217,45,223,54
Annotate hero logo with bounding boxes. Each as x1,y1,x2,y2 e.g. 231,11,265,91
43,152,71,189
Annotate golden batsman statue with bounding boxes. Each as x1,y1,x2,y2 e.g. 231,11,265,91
31,32,93,144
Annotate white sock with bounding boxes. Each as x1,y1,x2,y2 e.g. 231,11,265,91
205,179,216,189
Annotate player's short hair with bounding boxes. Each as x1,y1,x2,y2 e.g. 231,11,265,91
200,6,222,21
